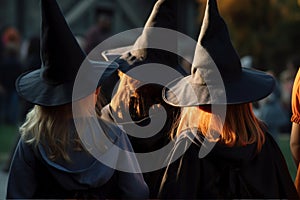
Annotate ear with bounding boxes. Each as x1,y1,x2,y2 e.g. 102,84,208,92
95,87,101,95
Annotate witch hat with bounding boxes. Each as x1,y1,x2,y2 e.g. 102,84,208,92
15,0,118,106
100,0,187,105
163,0,275,106
103,0,186,76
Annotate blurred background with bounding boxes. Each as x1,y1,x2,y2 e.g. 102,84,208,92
0,0,299,196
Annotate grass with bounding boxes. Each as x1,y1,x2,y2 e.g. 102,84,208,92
278,134,297,180
0,124,297,180
0,124,19,166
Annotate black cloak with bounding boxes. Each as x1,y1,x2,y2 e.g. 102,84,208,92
159,131,298,199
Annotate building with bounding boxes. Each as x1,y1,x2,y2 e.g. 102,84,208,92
0,0,199,37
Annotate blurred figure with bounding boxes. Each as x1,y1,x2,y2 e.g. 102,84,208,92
240,56,289,141
0,33,4,124
240,55,253,69
0,26,22,125
280,55,300,133
258,70,289,143
84,8,113,54
0,27,4,57
240,55,260,116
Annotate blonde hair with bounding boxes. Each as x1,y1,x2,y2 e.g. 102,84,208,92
110,70,141,120
175,103,266,152
20,92,103,162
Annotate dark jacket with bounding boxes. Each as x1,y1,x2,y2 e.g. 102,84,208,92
159,130,298,199
101,104,171,198
6,118,149,199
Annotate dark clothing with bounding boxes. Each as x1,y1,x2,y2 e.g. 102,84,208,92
6,118,149,199
159,130,298,199
101,104,171,198
0,55,22,124
84,25,111,54
0,55,22,91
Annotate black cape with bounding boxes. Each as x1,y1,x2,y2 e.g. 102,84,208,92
101,104,173,198
159,130,298,199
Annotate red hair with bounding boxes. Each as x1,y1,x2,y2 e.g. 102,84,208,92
175,103,266,152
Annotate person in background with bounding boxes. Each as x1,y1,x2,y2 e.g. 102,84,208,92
290,67,300,196
258,70,289,143
240,56,288,142
158,0,297,198
6,0,148,199
0,26,23,125
240,55,260,116
280,55,300,133
84,7,113,54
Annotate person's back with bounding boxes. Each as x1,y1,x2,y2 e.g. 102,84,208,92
158,0,297,198
6,0,149,198
159,105,297,198
7,104,148,199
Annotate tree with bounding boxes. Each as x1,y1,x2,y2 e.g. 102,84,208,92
196,0,300,75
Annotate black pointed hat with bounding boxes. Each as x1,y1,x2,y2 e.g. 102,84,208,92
163,0,275,106
103,0,186,76
15,0,118,106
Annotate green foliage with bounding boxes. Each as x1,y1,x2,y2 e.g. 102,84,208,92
0,125,18,165
278,134,297,180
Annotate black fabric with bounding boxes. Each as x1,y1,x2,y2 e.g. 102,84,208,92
101,104,174,198
40,0,85,85
31,145,122,199
159,132,298,199
0,56,22,91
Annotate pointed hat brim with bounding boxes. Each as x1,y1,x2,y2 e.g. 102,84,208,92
163,67,275,106
16,61,118,106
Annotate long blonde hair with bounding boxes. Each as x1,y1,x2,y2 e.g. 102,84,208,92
20,92,103,161
175,103,266,152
